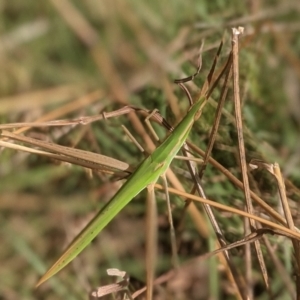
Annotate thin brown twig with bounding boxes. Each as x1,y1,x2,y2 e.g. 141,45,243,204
271,163,300,299
145,184,157,300
199,52,233,178
231,27,268,293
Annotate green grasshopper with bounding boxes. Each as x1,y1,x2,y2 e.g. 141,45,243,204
28,41,225,286
35,96,207,284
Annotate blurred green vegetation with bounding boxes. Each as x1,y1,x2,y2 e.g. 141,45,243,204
0,0,300,299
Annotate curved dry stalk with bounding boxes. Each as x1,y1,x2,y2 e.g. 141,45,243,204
154,184,300,241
